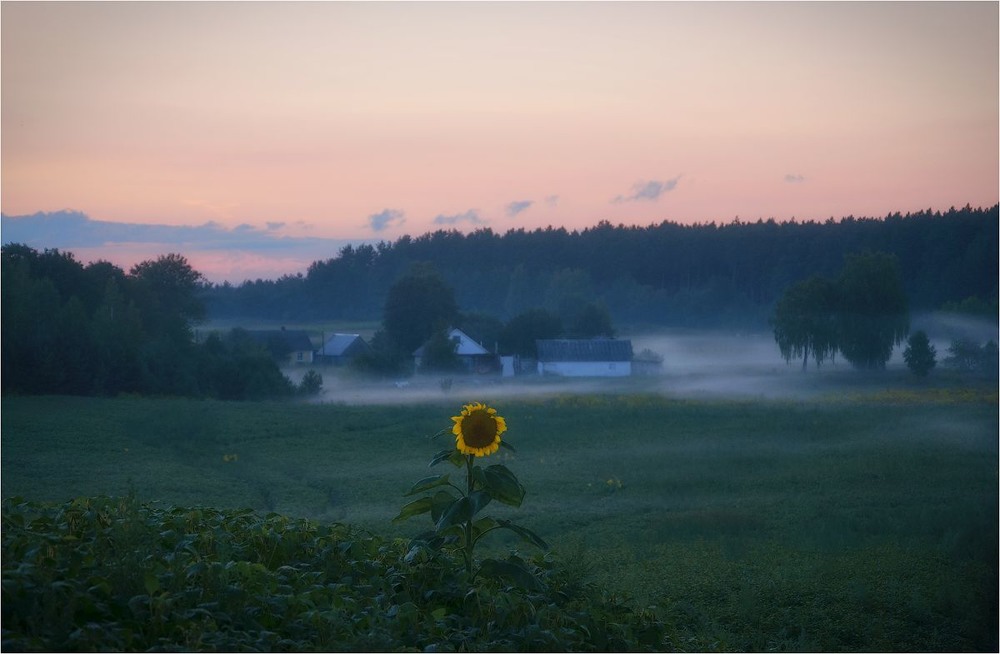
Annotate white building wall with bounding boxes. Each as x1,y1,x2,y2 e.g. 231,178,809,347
537,360,631,377
500,356,516,377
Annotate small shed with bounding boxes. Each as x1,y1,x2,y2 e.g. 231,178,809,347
246,329,315,365
536,338,633,377
414,328,499,374
316,333,370,366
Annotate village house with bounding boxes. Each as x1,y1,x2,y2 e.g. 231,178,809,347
414,328,499,374
535,338,634,377
315,333,370,366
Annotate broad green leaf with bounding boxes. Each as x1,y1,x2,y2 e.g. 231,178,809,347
435,496,472,531
403,543,429,564
404,474,451,497
483,464,526,507
428,448,455,467
499,439,517,453
471,516,499,543
472,516,499,534
391,497,433,523
471,466,487,490
437,523,465,539
429,490,459,523
496,519,549,550
468,490,492,516
143,571,160,595
428,447,466,468
478,558,545,591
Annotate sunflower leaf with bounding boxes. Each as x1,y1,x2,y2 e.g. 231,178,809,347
435,496,472,532
430,490,459,524
435,523,466,539
471,466,487,490
428,449,451,467
472,516,499,537
483,464,526,507
392,497,434,523
429,446,470,468
404,474,451,496
477,558,545,591
496,519,549,550
499,440,517,454
468,489,492,517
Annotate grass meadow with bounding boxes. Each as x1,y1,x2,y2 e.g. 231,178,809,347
2,387,997,651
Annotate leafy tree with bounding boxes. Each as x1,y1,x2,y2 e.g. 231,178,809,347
418,329,462,373
128,255,207,396
771,276,838,369
199,329,295,400
456,312,504,352
836,251,909,370
1,254,64,393
350,330,410,377
943,338,998,375
383,263,458,355
90,277,144,395
498,309,563,357
567,301,615,338
942,337,981,371
57,296,95,394
941,296,998,318
129,253,205,342
298,369,324,396
903,330,936,377
503,263,534,316
543,269,593,322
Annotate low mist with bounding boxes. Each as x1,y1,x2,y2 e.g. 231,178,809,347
289,323,1000,406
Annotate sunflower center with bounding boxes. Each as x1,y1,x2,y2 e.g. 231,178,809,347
462,410,498,448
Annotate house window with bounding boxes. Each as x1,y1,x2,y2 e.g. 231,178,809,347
296,352,304,362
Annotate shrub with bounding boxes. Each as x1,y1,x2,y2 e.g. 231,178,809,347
298,369,324,396
2,496,665,652
903,330,936,377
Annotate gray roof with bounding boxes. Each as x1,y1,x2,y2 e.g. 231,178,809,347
414,328,491,357
536,339,633,362
320,333,367,356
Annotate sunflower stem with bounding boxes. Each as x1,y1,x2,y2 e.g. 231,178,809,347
464,454,475,578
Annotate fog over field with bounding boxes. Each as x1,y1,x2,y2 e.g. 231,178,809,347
291,318,997,406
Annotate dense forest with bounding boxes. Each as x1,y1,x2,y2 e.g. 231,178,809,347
1,246,315,399
203,205,998,328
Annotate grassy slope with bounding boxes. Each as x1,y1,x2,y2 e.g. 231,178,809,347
2,391,997,651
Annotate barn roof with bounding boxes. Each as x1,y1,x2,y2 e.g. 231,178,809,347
536,339,633,362
414,328,491,357
320,333,367,356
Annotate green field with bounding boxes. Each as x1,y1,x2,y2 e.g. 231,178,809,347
2,389,997,651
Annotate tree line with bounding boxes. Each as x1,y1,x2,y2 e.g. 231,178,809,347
202,205,998,328
1,245,317,399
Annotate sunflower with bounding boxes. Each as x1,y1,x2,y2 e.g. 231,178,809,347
452,402,507,457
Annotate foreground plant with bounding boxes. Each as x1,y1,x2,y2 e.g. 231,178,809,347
2,495,665,652
393,402,547,586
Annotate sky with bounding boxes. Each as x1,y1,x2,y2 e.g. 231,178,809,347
2,1,998,283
